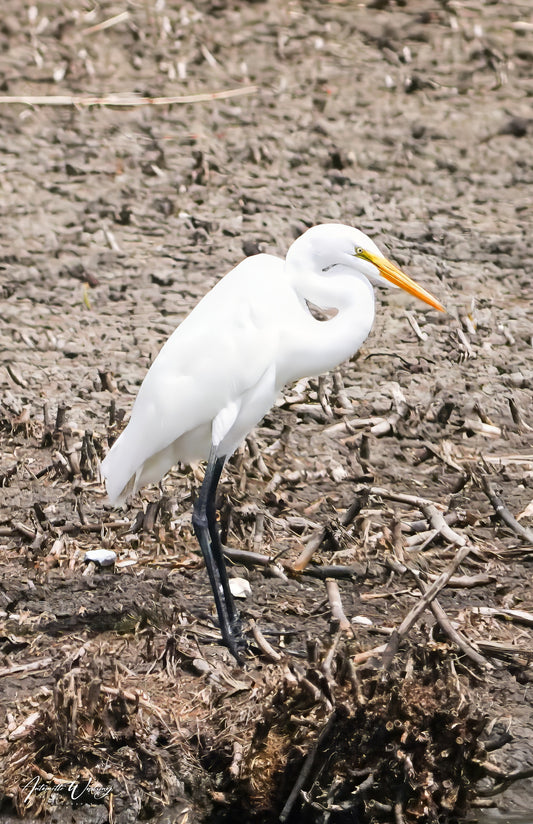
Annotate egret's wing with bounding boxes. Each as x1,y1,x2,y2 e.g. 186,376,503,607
101,254,286,503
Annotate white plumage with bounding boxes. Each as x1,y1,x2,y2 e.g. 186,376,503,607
101,223,443,658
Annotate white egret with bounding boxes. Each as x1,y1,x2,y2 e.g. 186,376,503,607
101,223,444,660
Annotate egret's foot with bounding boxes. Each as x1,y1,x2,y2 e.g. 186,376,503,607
222,617,249,664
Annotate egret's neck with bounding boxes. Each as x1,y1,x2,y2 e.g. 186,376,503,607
281,256,376,384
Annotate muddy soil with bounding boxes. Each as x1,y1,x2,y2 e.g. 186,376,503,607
1,1,532,822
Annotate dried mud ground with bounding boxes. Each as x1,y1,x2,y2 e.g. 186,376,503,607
1,1,533,822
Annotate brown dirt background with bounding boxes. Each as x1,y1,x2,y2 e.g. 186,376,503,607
1,0,532,821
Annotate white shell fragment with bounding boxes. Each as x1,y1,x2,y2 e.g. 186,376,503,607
229,577,252,599
351,615,373,626
83,549,117,567
115,559,137,569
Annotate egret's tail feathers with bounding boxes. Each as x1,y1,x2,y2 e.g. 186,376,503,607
108,474,135,508
100,452,135,507
101,434,190,507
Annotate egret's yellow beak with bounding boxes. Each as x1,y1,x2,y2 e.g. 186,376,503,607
364,251,446,313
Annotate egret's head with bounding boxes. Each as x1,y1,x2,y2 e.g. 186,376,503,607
289,223,445,313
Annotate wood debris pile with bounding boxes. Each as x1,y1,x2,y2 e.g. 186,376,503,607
4,639,519,824
2,658,209,822
225,644,487,824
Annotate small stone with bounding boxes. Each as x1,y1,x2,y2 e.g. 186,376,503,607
83,549,117,568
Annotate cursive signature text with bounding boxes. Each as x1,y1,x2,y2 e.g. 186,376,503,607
22,775,112,806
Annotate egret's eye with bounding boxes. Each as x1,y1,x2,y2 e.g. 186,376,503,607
355,247,364,256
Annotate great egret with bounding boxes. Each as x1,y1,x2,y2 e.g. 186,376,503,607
101,223,444,660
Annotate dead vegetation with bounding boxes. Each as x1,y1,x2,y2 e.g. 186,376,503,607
1,387,533,822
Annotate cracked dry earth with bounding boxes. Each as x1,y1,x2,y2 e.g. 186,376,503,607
0,0,533,822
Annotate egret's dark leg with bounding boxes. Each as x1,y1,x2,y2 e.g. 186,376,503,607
192,449,244,661
204,454,239,626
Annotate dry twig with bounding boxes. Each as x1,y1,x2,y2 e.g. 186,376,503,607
82,10,129,35
371,486,445,511
481,476,533,544
0,87,257,108
0,658,53,678
382,544,472,668
251,622,283,662
419,586,490,669
279,711,337,823
292,490,368,571
325,580,352,632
